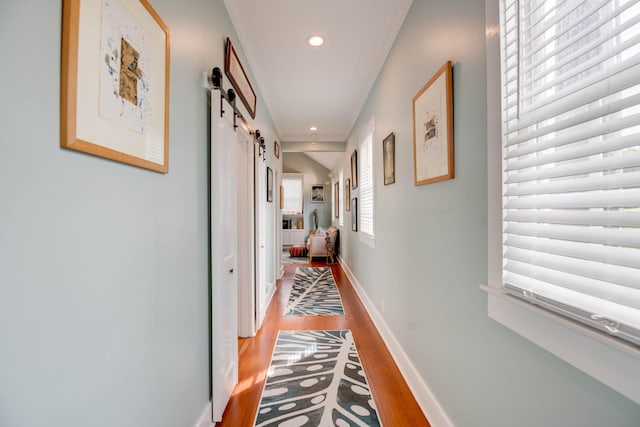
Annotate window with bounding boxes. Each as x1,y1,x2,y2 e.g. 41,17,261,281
282,174,303,215
500,0,640,346
360,123,375,245
339,170,344,226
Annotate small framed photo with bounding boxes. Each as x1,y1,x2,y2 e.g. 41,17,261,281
345,179,351,211
274,140,280,159
412,61,454,186
351,149,358,189
383,132,395,185
334,181,340,218
311,184,324,203
351,198,358,232
267,167,273,202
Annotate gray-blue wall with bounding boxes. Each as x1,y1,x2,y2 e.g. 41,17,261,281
334,0,640,426
0,0,279,426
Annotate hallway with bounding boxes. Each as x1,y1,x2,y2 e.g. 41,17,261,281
218,262,430,426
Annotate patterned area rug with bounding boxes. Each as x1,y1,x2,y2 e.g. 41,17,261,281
253,330,382,427
285,267,344,316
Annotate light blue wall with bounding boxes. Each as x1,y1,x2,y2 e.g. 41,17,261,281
283,153,332,237
335,0,640,426
0,0,279,426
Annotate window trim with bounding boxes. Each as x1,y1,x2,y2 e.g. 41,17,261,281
484,0,640,405
359,118,375,248
338,170,344,227
282,173,304,215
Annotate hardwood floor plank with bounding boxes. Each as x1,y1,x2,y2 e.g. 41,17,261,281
217,261,430,426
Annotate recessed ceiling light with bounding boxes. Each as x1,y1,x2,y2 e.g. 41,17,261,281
307,35,324,47
310,126,318,132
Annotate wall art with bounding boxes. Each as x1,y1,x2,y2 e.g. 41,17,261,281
311,184,324,203
267,166,273,202
274,140,280,159
351,198,358,232
225,38,257,119
412,61,454,186
383,132,395,185
351,149,358,189
61,0,170,173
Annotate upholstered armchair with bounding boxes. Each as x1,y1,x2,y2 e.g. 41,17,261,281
307,226,339,262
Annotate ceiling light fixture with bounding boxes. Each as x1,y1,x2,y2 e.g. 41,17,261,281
310,126,318,132
307,35,324,47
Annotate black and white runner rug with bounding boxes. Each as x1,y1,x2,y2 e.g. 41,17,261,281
284,267,345,316
253,330,382,427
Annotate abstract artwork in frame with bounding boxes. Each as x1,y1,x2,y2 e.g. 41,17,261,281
267,167,273,203
351,198,358,232
383,132,395,185
311,184,324,203
350,149,358,189
61,0,170,173
345,178,351,212
412,61,454,186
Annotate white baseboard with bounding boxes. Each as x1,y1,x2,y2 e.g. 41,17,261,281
339,259,455,427
194,401,214,427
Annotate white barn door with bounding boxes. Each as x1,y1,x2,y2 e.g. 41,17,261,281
210,90,238,422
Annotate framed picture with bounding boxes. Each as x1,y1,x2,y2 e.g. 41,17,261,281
351,198,358,232
274,141,280,159
267,167,273,202
61,0,170,173
412,61,454,186
351,150,358,189
311,184,324,203
345,179,351,211
383,132,396,185
334,182,340,218
225,38,257,119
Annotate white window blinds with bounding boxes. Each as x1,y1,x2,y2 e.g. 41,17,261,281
360,131,375,238
500,0,640,346
282,175,303,215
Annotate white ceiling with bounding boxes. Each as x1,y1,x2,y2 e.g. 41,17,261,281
223,0,413,145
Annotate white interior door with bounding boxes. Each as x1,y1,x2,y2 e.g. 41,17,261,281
255,157,267,329
237,126,256,338
210,91,238,422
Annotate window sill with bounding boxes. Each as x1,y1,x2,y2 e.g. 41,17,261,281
481,284,640,405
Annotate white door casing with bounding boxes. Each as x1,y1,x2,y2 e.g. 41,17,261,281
255,155,267,330
237,125,256,338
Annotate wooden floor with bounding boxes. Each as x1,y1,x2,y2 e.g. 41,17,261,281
218,261,430,426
